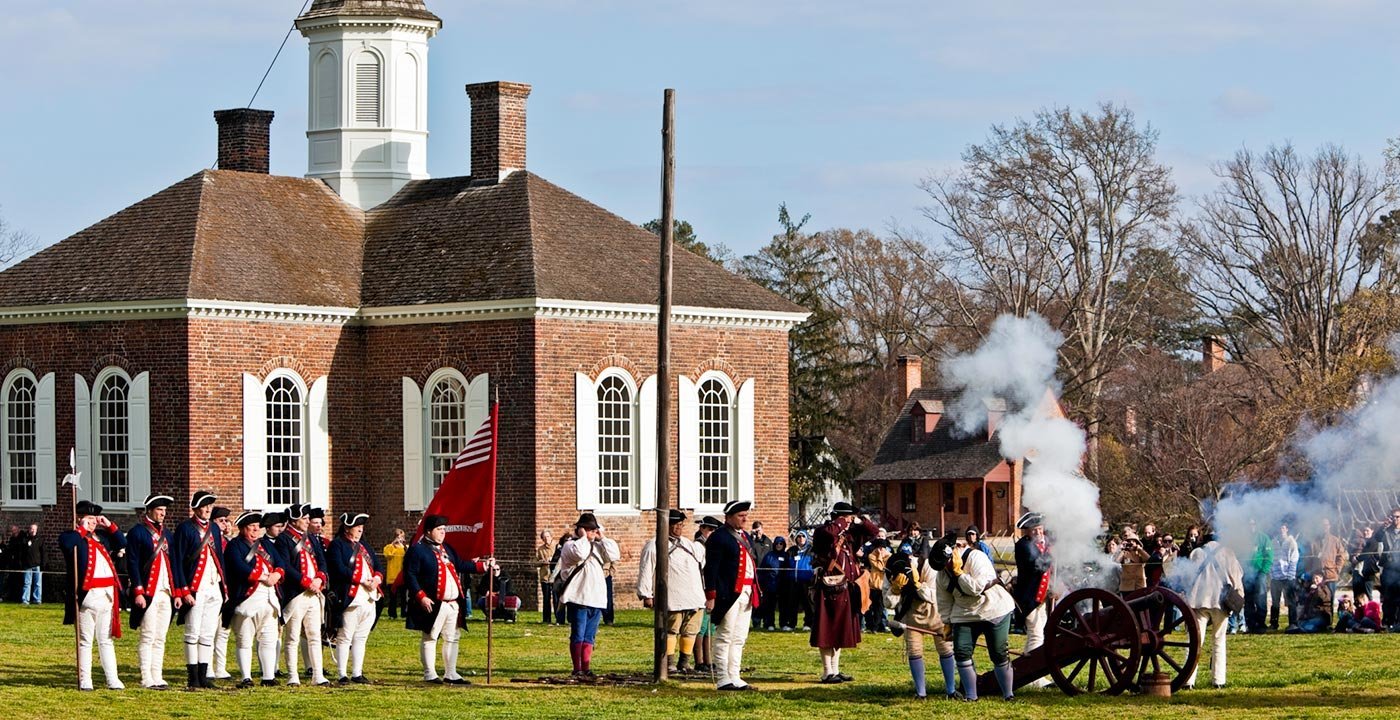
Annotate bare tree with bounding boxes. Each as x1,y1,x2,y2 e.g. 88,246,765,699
1183,144,1399,411
919,104,1178,472
0,207,39,269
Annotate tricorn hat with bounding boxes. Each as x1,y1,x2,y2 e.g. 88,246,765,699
143,494,174,511
340,512,369,529
667,509,687,525
575,513,600,530
286,503,311,520
190,490,217,509
422,514,449,533
723,500,752,516
210,506,231,521
831,501,858,517
309,507,326,520
699,516,723,530
75,500,103,517
1016,512,1044,530
262,511,287,526
235,511,262,529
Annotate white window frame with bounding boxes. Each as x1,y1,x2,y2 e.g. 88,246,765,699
264,369,309,509
575,370,656,516
594,369,638,510
74,368,149,511
1,369,56,508
679,371,755,517
243,370,328,512
402,371,489,512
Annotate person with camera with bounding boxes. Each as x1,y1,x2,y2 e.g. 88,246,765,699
1115,529,1151,595
1185,530,1244,690
558,513,619,679
809,501,874,685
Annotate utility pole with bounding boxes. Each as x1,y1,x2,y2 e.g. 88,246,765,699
653,88,675,682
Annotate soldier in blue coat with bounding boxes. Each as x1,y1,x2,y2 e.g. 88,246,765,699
60,499,129,690
403,514,496,684
170,490,227,690
126,493,179,689
223,512,285,687
328,512,384,683
274,502,331,686
702,500,760,691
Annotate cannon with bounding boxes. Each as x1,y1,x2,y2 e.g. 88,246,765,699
976,586,1201,696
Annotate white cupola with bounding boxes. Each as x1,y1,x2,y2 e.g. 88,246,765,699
294,0,441,210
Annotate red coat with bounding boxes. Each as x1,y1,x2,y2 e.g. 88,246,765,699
809,517,873,649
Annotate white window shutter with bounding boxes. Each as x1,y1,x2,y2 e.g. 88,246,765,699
678,375,699,510
737,378,756,503
128,372,151,507
638,375,657,511
466,373,490,437
73,374,92,503
36,372,57,505
308,376,330,508
575,372,597,511
242,373,266,511
402,377,424,511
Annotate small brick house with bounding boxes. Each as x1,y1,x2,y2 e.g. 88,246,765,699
856,356,1046,538
0,0,805,602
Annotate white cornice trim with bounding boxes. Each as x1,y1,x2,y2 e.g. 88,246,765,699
0,298,809,330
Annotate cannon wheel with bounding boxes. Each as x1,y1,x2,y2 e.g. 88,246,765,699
1135,587,1200,692
1045,588,1143,696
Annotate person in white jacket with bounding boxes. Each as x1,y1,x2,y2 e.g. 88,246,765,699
558,513,620,678
637,509,707,673
1185,532,1245,689
884,542,959,699
934,541,1017,701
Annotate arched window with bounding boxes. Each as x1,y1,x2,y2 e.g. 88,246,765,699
3,372,37,503
697,377,732,506
596,374,634,506
353,53,382,126
427,372,469,495
264,373,305,507
95,369,131,505
314,51,339,129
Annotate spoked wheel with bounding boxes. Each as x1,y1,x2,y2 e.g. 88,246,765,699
1133,586,1200,692
1045,588,1143,696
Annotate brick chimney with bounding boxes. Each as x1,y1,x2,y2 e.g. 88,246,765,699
465,81,531,185
214,108,274,174
898,355,922,399
1202,336,1226,374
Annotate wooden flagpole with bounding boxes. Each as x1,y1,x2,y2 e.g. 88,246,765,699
65,449,80,689
653,88,675,682
486,389,499,684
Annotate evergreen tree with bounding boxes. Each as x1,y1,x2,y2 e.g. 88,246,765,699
738,205,861,502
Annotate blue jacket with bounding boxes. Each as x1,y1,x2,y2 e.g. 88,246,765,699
223,536,285,626
59,525,128,627
170,517,227,602
274,527,329,607
702,526,759,622
125,518,175,628
403,540,481,632
758,549,787,595
328,537,384,611
789,546,815,584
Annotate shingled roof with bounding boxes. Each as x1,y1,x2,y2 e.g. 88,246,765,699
0,169,803,316
296,0,441,23
857,387,1010,483
0,170,364,308
362,171,805,312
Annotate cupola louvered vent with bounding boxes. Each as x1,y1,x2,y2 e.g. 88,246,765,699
354,58,382,125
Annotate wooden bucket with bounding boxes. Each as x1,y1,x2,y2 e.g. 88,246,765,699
1142,672,1172,698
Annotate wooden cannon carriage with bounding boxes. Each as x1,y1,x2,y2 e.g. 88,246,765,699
977,586,1202,696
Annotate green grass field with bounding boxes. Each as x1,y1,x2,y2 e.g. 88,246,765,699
2,603,1398,719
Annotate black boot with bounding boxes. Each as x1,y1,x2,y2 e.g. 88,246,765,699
199,663,218,689
186,664,201,691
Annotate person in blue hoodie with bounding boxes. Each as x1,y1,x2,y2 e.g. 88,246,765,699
782,530,815,631
756,536,788,631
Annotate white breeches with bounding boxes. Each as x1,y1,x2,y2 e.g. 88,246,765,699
283,591,326,682
183,587,222,664
421,599,462,680
234,589,281,681
335,598,376,679
1188,608,1230,688
136,592,173,686
77,587,121,690
712,587,753,689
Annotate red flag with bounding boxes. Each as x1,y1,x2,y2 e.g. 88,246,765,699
410,403,497,562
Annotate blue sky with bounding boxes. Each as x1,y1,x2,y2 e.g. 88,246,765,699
3,0,1398,260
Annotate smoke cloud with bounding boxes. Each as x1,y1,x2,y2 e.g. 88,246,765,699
941,313,1115,588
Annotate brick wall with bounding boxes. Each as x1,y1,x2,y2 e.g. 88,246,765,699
213,108,274,174
0,318,188,570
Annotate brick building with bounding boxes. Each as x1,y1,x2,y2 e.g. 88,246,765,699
854,356,1060,538
0,0,804,602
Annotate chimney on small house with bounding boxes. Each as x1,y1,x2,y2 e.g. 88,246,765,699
898,355,922,400
466,81,532,185
214,108,274,174
1202,336,1227,374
